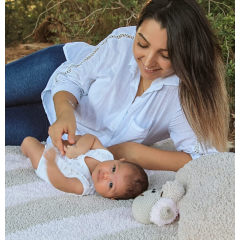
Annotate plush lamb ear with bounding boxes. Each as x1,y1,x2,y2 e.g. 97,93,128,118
150,198,179,227
161,180,185,203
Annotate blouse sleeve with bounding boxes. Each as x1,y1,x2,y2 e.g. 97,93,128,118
168,107,218,160
41,43,107,127
41,40,108,128
41,27,135,129
50,40,109,104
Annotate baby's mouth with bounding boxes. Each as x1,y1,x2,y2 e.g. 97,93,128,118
97,170,100,181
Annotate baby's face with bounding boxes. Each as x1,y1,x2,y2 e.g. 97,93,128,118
91,160,132,199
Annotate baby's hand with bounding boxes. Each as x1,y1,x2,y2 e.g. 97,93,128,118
44,147,57,166
62,140,72,148
64,145,80,159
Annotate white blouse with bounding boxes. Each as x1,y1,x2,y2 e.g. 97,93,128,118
41,26,218,160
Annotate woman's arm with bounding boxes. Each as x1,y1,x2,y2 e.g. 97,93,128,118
47,36,112,155
48,91,78,155
108,142,192,171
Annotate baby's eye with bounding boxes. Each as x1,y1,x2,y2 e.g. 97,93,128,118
109,181,113,189
112,165,116,173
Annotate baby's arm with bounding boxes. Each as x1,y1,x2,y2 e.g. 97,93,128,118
44,147,83,194
64,134,107,159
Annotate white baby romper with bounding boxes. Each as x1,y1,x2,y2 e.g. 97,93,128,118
36,144,114,195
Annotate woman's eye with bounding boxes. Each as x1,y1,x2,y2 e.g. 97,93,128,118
161,54,170,59
159,52,170,59
109,182,113,189
137,42,148,48
112,166,116,173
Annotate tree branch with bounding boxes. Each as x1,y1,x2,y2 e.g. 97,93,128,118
120,12,136,26
23,0,67,40
208,0,210,15
72,0,83,12
69,7,121,24
114,0,136,18
209,0,235,13
225,37,229,65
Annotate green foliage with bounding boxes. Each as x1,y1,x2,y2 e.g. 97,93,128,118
5,0,235,111
199,0,235,111
5,0,49,45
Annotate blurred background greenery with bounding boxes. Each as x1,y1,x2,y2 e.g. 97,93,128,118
5,0,235,143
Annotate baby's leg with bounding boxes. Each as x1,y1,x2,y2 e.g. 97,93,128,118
21,137,45,169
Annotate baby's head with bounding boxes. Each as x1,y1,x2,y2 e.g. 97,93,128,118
91,159,149,200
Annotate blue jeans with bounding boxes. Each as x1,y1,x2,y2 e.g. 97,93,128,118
5,44,66,145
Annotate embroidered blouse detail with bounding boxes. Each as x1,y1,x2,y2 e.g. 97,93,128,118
54,33,135,85
194,141,205,156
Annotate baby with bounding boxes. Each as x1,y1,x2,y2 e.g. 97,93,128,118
21,134,149,200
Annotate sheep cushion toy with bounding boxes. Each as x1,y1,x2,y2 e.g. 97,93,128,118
132,152,235,240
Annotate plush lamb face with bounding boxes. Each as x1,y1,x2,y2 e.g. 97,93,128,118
132,153,235,240
132,180,185,227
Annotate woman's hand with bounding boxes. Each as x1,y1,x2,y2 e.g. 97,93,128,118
48,109,76,156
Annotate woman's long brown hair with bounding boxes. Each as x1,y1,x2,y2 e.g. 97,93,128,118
137,0,230,151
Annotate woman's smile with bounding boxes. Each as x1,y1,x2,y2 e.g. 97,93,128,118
142,60,162,73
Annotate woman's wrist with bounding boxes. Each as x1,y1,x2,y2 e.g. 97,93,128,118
53,91,78,118
55,99,75,113
55,99,75,118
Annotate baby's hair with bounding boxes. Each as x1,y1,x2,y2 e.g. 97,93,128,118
114,161,149,200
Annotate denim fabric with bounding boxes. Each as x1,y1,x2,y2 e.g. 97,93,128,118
5,44,66,145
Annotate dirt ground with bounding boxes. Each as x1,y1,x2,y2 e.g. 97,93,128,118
5,43,53,64
5,43,235,152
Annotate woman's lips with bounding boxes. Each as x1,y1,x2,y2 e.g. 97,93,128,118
142,61,161,73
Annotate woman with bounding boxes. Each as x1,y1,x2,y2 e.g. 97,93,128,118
5,0,229,171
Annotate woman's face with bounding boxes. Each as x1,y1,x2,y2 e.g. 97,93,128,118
133,19,174,81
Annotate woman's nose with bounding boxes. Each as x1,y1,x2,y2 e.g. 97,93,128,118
144,51,156,68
